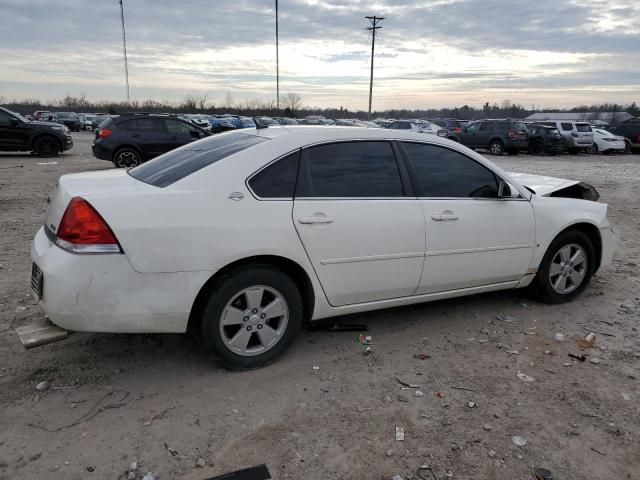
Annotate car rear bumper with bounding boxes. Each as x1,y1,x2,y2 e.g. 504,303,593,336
91,141,113,161
30,227,213,333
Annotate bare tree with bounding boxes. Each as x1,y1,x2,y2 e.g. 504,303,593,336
282,92,302,113
222,92,234,111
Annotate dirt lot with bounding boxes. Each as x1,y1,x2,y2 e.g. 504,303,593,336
1,132,639,480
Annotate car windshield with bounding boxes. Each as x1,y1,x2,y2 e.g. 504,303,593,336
129,132,268,187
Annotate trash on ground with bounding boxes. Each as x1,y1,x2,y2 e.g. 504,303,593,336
554,333,565,342
37,162,58,165
413,353,431,360
195,457,206,468
468,401,477,408
516,372,535,382
483,424,492,431
312,365,319,371
496,314,517,324
142,473,157,480
359,334,374,345
590,357,601,364
534,467,554,480
207,464,271,480
164,442,178,456
35,380,50,391
414,390,424,397
395,426,405,441
396,377,420,388
363,346,373,356
512,435,527,447
435,392,444,398
506,350,519,356
568,353,586,362
622,393,630,401
579,332,596,348
488,449,497,458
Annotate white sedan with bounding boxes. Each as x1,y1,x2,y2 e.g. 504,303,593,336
28,127,616,369
591,128,627,154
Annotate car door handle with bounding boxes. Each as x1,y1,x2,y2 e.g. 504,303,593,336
298,214,334,224
431,212,458,221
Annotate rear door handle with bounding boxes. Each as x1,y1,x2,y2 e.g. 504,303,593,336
431,212,458,221
298,214,334,224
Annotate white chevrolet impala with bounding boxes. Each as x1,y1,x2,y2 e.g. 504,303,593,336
29,126,616,369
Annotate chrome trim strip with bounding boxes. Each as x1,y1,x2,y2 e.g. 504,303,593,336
427,244,532,257
320,251,425,265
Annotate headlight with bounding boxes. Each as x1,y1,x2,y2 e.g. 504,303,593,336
51,126,69,133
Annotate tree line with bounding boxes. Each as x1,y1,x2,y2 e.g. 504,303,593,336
1,94,638,121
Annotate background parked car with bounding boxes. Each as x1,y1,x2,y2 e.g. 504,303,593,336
185,114,211,130
431,118,466,140
92,114,210,167
527,124,566,155
0,106,73,155
209,116,237,133
33,110,52,121
603,123,640,153
454,119,529,155
590,128,627,154
274,117,299,125
539,121,593,153
387,120,447,137
53,112,81,131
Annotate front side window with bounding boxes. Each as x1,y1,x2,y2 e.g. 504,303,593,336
466,123,480,133
479,122,494,132
249,151,300,198
561,122,573,131
402,142,499,198
299,141,404,197
165,119,192,134
0,110,12,126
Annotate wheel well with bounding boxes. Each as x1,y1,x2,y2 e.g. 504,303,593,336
186,255,316,334
489,137,504,145
112,145,143,161
32,134,62,152
558,223,603,272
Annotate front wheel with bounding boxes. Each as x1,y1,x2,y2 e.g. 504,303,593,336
200,266,303,370
34,136,59,156
528,230,595,304
489,140,504,155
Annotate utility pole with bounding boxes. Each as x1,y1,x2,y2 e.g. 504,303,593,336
365,15,384,120
119,0,130,103
275,0,279,111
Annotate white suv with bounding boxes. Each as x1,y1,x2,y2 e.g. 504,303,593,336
540,121,593,153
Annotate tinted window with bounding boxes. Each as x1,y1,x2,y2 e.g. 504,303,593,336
576,124,591,132
249,151,299,198
136,118,164,132
300,142,403,197
433,120,446,128
513,121,526,131
402,143,498,198
561,123,573,131
117,119,137,131
466,123,480,133
479,122,494,132
129,133,268,188
165,119,192,134
0,110,11,126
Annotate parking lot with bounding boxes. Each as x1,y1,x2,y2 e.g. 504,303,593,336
1,132,639,479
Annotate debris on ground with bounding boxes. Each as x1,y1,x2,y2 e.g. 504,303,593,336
312,366,319,371
534,467,554,479
195,456,206,468
164,442,178,456
483,424,492,431
142,473,157,480
363,346,373,356
568,353,586,362
35,381,49,392
496,314,517,324
414,390,424,397
467,401,477,408
590,357,601,364
554,333,565,342
207,465,271,480
359,334,374,345
395,426,405,441
516,372,535,382
512,435,527,447
488,450,497,458
413,353,431,360
579,332,596,348
396,377,420,388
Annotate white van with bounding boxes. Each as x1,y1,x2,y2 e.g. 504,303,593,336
539,121,593,153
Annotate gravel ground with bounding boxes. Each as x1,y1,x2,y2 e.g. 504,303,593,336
1,132,639,480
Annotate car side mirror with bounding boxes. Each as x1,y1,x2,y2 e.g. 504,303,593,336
498,181,512,198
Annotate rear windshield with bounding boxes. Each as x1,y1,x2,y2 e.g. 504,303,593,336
576,124,592,132
129,132,268,187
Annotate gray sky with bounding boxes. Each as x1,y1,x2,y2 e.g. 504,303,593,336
1,0,639,110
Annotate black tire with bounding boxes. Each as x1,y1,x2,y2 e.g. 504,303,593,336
589,143,599,154
530,142,544,155
624,141,632,154
488,140,504,156
113,148,141,168
33,136,60,157
200,265,303,370
528,230,596,304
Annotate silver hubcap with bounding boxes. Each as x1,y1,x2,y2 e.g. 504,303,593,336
549,243,587,294
116,151,139,168
491,143,501,154
219,285,288,356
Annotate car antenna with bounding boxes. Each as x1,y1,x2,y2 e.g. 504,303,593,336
254,117,268,129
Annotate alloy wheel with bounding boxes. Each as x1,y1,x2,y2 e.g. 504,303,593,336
219,285,289,356
549,243,587,294
116,151,139,168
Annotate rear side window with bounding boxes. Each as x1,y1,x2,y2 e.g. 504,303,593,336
249,151,300,199
479,122,494,131
402,142,498,198
129,133,268,187
137,118,164,132
576,124,591,132
561,123,573,131
298,141,404,197
117,119,137,131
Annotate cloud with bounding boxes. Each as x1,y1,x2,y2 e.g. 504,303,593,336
0,0,638,109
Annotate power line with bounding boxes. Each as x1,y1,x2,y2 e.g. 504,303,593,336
275,0,279,111
119,0,130,103
365,15,384,120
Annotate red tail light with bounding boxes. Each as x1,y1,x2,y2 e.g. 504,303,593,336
452,127,462,133
508,131,518,139
56,197,121,253
98,128,112,139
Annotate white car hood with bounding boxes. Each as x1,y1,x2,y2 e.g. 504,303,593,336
509,172,599,201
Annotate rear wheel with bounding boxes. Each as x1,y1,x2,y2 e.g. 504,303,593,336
200,266,303,370
489,140,504,156
113,148,141,168
624,141,632,154
528,230,595,304
33,136,59,156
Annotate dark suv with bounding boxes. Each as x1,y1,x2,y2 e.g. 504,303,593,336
431,118,465,140
453,119,529,155
603,122,640,153
527,124,566,155
0,106,74,156
53,112,81,131
92,114,211,167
